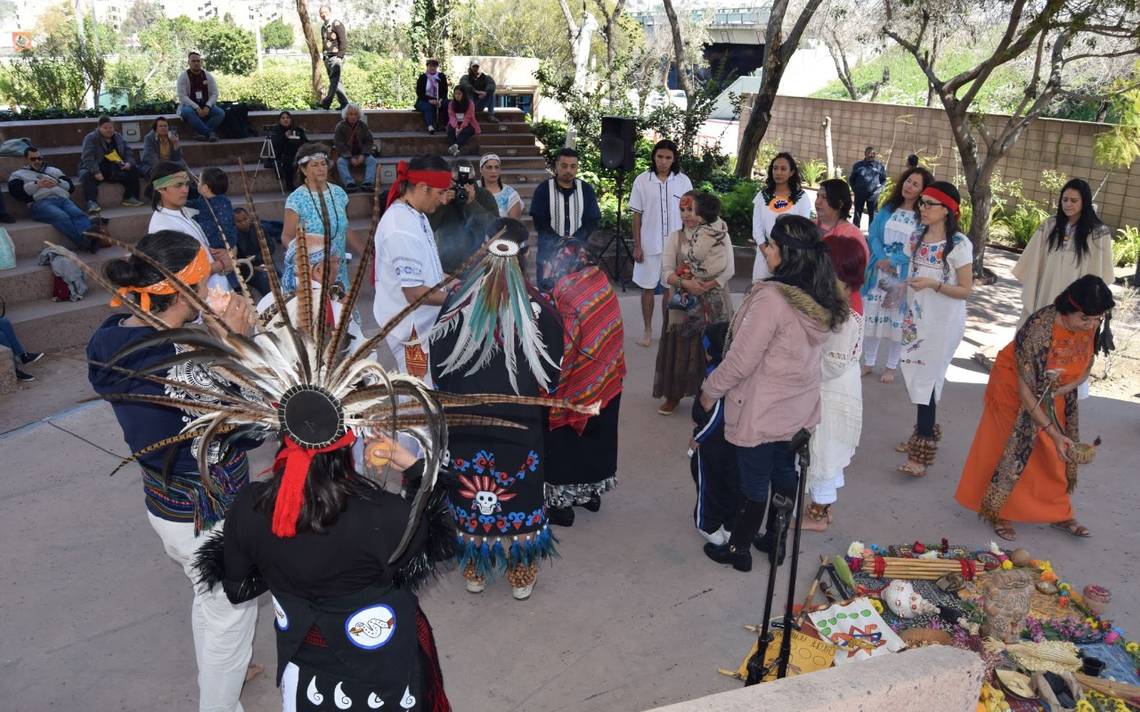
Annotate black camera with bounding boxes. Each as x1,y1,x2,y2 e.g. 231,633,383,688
450,164,473,205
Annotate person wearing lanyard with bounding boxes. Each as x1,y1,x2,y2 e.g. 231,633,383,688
629,139,693,348
147,161,233,293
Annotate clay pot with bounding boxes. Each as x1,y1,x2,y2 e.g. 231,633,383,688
1083,585,1111,616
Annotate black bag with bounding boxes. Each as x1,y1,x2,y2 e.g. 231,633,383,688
216,102,254,139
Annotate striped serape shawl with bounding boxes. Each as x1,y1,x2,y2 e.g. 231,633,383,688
549,265,626,433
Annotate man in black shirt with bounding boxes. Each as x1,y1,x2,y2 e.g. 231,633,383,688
318,4,349,110
849,145,886,228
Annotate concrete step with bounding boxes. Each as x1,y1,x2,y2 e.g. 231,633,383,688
20,132,541,177
3,294,115,353
0,247,129,306
4,163,551,258
2,109,529,149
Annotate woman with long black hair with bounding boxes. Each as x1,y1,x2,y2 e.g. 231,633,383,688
896,181,974,477
701,215,847,572
750,152,812,282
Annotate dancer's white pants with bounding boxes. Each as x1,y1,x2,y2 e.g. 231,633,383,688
148,512,258,712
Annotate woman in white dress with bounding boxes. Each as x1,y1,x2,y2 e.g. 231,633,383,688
803,232,867,532
897,181,974,477
1012,178,1113,402
478,153,523,218
751,152,812,281
862,166,933,383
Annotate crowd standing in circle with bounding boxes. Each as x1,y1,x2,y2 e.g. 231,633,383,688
51,41,1124,706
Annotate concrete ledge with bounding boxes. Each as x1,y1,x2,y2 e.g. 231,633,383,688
645,645,985,712
0,345,15,394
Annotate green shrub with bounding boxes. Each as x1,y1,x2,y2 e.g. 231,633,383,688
719,178,762,246
800,159,827,188
1113,225,1140,267
219,68,313,110
990,201,1050,248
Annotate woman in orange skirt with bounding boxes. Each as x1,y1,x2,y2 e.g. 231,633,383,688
955,275,1115,541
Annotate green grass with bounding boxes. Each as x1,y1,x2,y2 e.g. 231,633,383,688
812,46,1036,116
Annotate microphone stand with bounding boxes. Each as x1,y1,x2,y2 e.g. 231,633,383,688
599,167,629,291
743,427,812,684
776,427,812,679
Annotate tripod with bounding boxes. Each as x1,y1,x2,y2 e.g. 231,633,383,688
744,427,812,685
254,132,284,195
598,167,630,291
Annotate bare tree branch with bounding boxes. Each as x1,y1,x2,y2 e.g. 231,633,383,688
661,0,692,100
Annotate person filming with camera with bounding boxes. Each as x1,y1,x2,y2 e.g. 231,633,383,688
429,160,499,274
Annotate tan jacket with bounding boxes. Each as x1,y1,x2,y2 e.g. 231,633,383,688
702,281,837,447
662,218,734,286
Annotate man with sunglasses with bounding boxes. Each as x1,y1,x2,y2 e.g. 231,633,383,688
10,146,95,250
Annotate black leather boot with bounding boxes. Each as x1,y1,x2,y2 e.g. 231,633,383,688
704,498,767,572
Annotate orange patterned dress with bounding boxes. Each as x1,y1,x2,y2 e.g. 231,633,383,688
955,316,1092,523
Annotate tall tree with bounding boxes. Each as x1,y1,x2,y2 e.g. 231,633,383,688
735,0,826,178
811,0,889,100
592,0,628,103
295,0,324,102
883,0,1140,275
120,0,163,38
262,17,295,51
411,0,453,62
661,0,693,101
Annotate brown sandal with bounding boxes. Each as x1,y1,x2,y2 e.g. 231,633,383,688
1050,519,1091,538
802,502,832,532
896,460,926,477
993,519,1017,541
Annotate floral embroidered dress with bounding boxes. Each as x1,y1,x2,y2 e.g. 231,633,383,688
864,209,917,341
955,306,1093,523
429,288,564,579
898,231,973,406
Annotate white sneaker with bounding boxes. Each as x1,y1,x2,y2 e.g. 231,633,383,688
465,578,486,594
448,144,460,156
511,583,534,600
698,526,730,546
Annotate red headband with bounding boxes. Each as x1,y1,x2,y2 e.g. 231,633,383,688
922,186,960,217
270,429,357,537
385,161,453,208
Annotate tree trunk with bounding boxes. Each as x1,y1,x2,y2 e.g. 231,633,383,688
967,178,995,277
736,82,780,178
662,0,692,101
296,0,323,103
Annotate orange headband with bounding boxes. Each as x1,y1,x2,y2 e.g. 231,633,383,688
385,160,453,208
110,247,211,312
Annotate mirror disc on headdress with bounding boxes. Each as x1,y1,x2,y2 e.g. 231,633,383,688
488,238,519,256
278,385,345,448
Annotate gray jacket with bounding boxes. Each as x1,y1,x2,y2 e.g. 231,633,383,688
79,130,135,177
459,71,496,97
333,119,376,157
9,164,74,203
176,69,219,113
139,130,187,179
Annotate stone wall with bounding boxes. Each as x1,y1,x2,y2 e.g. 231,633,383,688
739,95,1138,232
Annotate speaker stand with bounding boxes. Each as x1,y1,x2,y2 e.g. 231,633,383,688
599,167,630,291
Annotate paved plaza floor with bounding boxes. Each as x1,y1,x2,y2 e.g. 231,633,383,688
1,252,1137,711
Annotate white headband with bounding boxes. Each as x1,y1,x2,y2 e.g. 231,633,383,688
298,152,328,166
479,153,501,170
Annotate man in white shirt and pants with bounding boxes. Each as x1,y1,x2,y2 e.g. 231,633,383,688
629,139,692,347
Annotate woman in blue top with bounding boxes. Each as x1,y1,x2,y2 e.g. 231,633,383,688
87,230,262,711
282,143,356,290
861,165,932,383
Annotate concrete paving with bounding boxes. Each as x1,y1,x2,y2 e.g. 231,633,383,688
1,252,1137,711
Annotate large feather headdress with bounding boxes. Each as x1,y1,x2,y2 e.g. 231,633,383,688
55,165,595,562
429,236,559,394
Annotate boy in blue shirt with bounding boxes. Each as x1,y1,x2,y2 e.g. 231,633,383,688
689,321,740,546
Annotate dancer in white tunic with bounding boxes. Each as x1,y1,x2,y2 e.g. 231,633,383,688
897,181,974,477
862,166,933,383
804,232,867,532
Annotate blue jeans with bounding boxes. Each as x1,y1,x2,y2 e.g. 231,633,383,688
736,440,798,503
415,98,441,129
180,105,224,136
336,155,378,186
475,91,495,114
30,196,92,248
0,316,27,365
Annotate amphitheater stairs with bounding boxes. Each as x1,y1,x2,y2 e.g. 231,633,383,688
0,108,549,352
